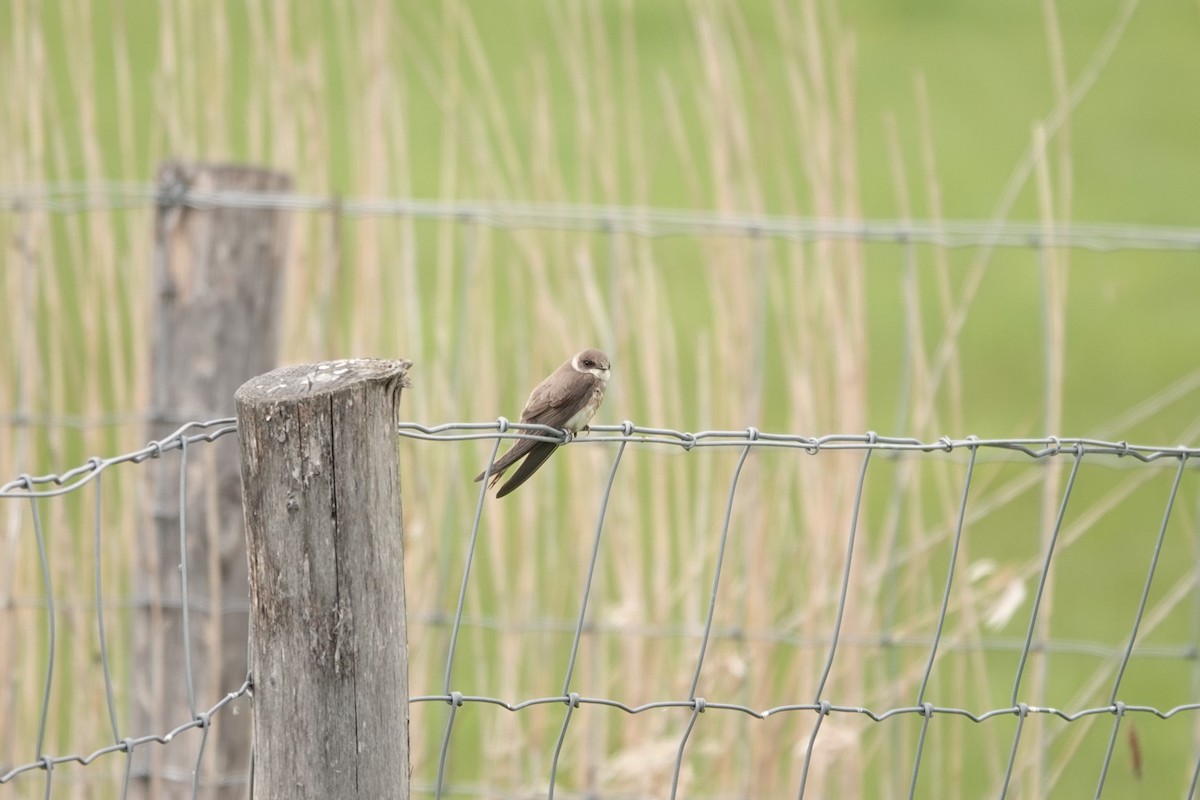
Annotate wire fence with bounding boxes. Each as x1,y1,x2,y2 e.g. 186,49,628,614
0,420,243,796
5,182,1200,796
4,419,1200,797
4,182,1200,250
411,422,1200,798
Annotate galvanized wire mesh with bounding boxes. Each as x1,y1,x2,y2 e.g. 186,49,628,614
4,420,1200,797
0,420,244,796
406,422,1200,798
4,184,1200,796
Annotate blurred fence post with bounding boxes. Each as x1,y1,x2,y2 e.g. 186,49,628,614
235,359,411,799
134,161,292,798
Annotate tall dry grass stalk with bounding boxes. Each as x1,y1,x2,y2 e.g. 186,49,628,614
2,0,1197,798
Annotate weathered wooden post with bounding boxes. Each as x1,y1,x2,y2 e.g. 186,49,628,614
235,359,411,799
135,161,291,798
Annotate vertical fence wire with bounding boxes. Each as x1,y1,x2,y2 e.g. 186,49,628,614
1192,490,1200,798
433,693,463,800
444,434,503,695
795,700,831,800
40,757,52,799
1095,700,1127,799
687,440,754,701
548,439,627,798
546,695,580,800
431,434,505,798
668,441,755,799
560,438,629,695
177,435,198,720
915,441,978,704
92,466,121,743
796,444,875,798
1108,453,1188,705
810,443,874,703
26,486,55,761
907,704,936,800
1095,454,1186,797
1011,446,1084,703
998,703,1030,800
191,715,211,800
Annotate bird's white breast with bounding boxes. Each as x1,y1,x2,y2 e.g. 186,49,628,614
564,383,605,432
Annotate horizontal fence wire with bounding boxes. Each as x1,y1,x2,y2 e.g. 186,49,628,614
4,182,1200,250
5,420,1200,797
0,419,238,498
398,420,1200,461
9,419,1197,502
0,683,252,787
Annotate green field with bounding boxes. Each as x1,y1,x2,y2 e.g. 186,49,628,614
3,1,1200,797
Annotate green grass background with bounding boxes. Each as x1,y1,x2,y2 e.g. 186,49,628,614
3,0,1200,797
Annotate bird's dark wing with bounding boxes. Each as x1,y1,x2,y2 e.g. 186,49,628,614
520,368,596,429
494,441,559,498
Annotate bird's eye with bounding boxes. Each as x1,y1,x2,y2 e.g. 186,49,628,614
583,359,594,367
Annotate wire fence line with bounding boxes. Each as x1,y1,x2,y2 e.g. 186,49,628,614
400,420,1200,461
416,421,1200,798
0,684,252,790
4,182,1200,251
3,418,1198,496
0,419,238,498
0,419,243,797
9,417,1196,501
4,418,1200,797
5,182,1199,796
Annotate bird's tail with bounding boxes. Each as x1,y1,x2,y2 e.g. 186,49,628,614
474,468,503,488
474,438,535,485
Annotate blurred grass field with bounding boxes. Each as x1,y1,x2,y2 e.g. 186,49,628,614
3,0,1200,797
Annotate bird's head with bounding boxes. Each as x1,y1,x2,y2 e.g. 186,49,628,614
572,348,611,382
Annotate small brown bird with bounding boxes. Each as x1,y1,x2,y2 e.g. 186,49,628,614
475,348,611,498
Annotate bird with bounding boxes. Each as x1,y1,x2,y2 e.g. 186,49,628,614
475,348,611,498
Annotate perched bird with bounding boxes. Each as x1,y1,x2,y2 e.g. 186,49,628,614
475,348,611,498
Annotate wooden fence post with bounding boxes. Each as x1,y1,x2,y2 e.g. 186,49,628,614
235,359,411,799
135,161,291,798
